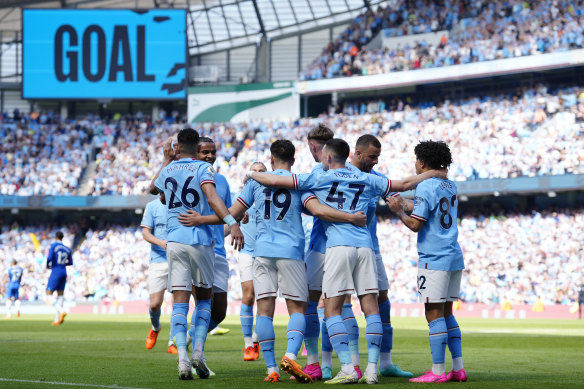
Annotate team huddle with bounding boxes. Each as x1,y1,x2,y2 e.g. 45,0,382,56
142,125,467,384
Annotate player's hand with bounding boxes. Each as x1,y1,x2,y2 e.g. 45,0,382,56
241,212,249,224
385,196,403,213
351,211,367,227
433,168,448,179
243,171,252,185
230,224,245,251
159,240,167,250
396,195,409,211
163,137,178,163
178,210,203,226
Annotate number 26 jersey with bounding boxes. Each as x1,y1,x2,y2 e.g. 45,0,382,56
411,178,464,271
154,158,215,246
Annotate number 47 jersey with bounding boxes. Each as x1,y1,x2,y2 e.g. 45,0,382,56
154,158,215,246
411,178,464,271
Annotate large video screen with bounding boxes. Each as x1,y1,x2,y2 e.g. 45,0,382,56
23,9,186,100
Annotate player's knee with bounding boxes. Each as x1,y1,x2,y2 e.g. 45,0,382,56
377,290,389,304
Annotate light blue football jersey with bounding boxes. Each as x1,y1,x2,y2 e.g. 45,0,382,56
295,166,391,249
154,158,215,246
411,178,464,271
140,198,167,263
307,164,327,254
239,202,258,256
237,169,313,261
367,169,400,255
212,173,232,258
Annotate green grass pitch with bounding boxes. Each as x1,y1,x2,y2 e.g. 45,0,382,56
0,314,583,388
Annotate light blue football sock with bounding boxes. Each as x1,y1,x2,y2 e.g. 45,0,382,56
445,315,462,358
256,315,277,369
304,301,320,364
240,303,254,338
342,303,360,366
171,303,189,353
365,314,382,364
326,314,352,367
286,312,305,358
193,299,211,353
428,317,448,366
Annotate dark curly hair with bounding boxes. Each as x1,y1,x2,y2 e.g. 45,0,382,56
414,140,453,169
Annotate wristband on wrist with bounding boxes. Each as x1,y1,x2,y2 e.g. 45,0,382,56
246,171,254,179
223,214,237,227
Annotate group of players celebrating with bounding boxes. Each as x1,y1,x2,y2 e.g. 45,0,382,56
142,124,467,384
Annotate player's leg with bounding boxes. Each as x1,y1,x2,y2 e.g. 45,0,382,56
354,247,383,384
239,252,258,360
188,245,215,379
56,289,66,324
341,295,361,378
277,259,312,383
304,250,324,378
375,252,412,378
166,242,195,380
322,246,359,384
253,256,279,382
146,289,165,349
46,273,61,324
166,292,177,353
444,270,466,382
5,296,12,318
208,254,229,335
14,286,21,317
409,269,449,383
318,299,333,379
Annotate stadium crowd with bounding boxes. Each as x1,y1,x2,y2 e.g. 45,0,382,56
300,0,584,80
2,207,583,307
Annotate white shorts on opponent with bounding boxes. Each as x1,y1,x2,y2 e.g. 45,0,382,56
322,246,378,299
253,257,308,302
305,249,325,291
375,253,390,291
238,252,254,283
417,268,462,303
166,242,214,292
213,254,229,293
148,261,169,294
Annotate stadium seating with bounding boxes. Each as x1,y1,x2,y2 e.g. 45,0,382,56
300,0,584,80
2,208,582,306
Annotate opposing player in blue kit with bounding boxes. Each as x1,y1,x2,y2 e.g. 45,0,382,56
179,140,366,383
350,135,413,379
46,231,73,326
150,129,244,381
249,138,443,384
141,193,177,354
6,260,24,318
386,140,467,383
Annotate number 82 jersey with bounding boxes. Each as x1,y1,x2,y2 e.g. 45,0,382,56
411,178,464,271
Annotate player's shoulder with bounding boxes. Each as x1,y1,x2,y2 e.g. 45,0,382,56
311,163,323,173
370,169,387,179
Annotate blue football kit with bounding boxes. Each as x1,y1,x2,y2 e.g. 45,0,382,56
212,173,232,258
7,266,23,299
47,241,73,292
411,178,464,271
140,198,168,263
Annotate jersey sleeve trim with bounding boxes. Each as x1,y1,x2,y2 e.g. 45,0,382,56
411,214,428,222
384,179,391,197
292,174,298,190
389,192,400,198
139,224,153,229
303,194,317,208
201,179,216,186
237,197,251,209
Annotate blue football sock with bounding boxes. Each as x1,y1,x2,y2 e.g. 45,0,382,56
240,303,254,339
286,312,305,357
445,315,462,359
321,317,333,352
193,299,211,353
365,314,382,364
378,300,393,353
187,304,197,341
342,303,360,366
256,315,277,369
149,308,161,331
207,319,219,333
304,301,320,364
171,303,189,351
428,317,448,365
326,315,352,366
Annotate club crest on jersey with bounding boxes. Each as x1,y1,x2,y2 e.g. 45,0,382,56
206,165,216,178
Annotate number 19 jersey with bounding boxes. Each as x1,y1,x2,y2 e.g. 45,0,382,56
154,158,215,246
237,169,313,261
294,167,391,249
411,178,464,271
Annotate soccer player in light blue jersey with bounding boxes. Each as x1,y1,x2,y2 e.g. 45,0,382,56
141,194,176,354
350,135,413,379
6,260,23,318
180,140,366,383
238,162,266,362
46,231,73,326
150,129,244,381
386,140,467,383
249,138,441,384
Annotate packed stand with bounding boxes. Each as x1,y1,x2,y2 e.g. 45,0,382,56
0,110,91,195
300,0,584,80
2,207,582,307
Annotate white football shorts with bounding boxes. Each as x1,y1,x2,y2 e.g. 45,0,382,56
305,249,325,291
166,242,214,291
253,256,308,302
148,261,169,294
417,268,462,303
238,252,254,283
375,253,390,291
322,246,378,299
213,254,229,293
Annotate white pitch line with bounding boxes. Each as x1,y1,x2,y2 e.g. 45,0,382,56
0,378,148,389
